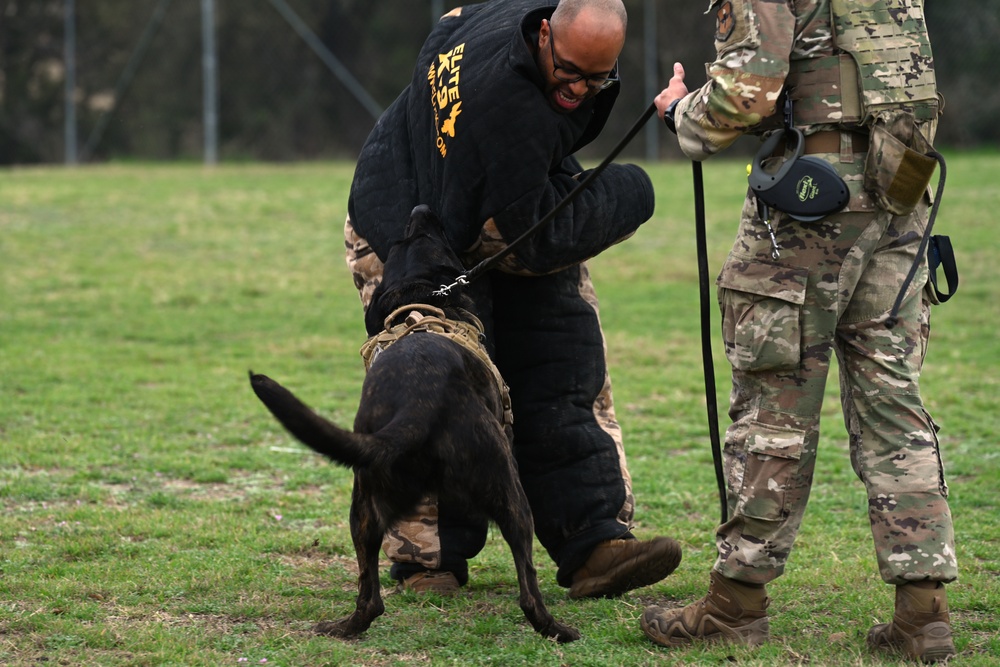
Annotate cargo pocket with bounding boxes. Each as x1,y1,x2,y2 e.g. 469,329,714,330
718,259,809,372
734,423,806,521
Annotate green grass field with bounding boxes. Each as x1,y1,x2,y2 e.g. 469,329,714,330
2,155,998,666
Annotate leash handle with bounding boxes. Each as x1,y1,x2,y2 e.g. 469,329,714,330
928,234,958,302
438,102,658,293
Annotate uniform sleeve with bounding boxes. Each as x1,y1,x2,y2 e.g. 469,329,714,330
675,0,796,161
480,161,655,276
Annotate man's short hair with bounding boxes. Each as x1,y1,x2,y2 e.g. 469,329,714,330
551,0,627,31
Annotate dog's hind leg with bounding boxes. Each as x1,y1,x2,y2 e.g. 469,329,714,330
314,479,386,638
488,465,581,643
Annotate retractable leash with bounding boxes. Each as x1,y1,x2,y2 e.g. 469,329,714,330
748,98,850,261
434,102,658,296
745,99,956,325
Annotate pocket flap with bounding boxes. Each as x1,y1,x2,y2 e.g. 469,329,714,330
717,259,809,305
748,423,805,460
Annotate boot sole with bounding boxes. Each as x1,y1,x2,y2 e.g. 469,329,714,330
868,621,956,663
641,609,769,647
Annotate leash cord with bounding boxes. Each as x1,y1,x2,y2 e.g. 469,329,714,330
886,151,947,329
435,102,657,295
430,100,730,525
693,160,728,526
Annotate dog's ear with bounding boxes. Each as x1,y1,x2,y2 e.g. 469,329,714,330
405,204,439,239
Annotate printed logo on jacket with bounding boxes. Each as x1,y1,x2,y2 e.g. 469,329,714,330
428,43,465,157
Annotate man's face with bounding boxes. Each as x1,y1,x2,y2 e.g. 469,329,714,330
537,17,621,114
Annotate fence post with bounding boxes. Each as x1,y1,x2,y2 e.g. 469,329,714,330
64,0,78,165
643,0,659,161
202,0,219,165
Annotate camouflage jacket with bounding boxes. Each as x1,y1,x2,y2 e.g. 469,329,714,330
674,0,938,161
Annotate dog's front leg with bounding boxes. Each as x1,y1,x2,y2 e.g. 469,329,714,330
314,481,385,638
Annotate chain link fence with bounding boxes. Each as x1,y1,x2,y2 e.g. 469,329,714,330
1,0,997,163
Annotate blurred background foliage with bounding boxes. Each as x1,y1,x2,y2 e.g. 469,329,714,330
1,0,997,164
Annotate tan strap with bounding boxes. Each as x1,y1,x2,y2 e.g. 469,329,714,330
359,304,513,426
774,129,869,156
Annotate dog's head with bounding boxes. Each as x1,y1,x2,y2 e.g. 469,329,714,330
365,205,475,335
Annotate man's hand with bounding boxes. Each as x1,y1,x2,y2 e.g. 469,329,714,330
654,62,688,120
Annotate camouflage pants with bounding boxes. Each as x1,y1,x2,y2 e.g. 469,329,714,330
344,216,635,581
714,156,957,587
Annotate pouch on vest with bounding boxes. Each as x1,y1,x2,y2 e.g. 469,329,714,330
864,113,938,216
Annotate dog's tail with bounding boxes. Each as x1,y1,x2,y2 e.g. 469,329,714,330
249,371,377,469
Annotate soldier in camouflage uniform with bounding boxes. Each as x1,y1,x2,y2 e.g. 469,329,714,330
644,0,957,662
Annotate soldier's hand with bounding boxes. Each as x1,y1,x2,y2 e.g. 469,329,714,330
655,62,688,119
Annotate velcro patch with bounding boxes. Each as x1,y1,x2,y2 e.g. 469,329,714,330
708,0,756,51
715,1,736,41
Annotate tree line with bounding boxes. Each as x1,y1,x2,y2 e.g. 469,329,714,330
1,0,997,164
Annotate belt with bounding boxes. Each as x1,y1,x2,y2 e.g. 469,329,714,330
775,130,869,156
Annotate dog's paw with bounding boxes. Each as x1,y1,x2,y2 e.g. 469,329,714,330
548,622,581,643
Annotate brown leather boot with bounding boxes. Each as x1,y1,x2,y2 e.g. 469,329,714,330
641,570,770,647
568,536,682,599
868,583,955,663
398,570,460,595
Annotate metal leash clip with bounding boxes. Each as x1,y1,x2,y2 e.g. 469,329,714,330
756,199,781,260
433,274,469,297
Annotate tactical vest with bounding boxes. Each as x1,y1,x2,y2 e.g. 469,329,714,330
786,0,939,127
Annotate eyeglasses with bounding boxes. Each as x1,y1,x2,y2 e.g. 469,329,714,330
547,25,619,91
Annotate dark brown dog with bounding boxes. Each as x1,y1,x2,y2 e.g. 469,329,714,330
249,205,579,642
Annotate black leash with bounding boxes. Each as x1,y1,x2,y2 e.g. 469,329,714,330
434,102,658,296
692,161,728,526
887,151,951,328
432,99,730,526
